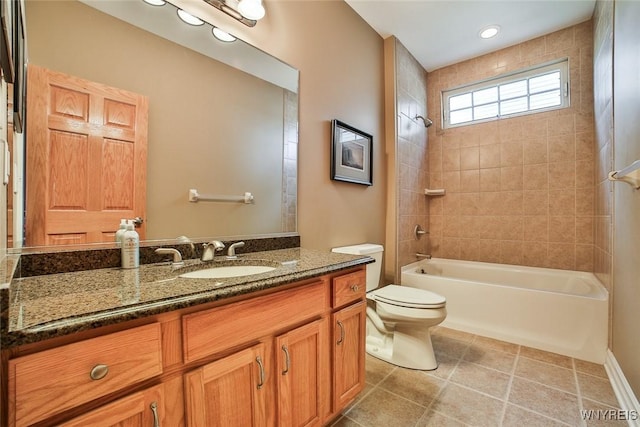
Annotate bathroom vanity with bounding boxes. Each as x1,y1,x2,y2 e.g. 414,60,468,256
0,248,370,427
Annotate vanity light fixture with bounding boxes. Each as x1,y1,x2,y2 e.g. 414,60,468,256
212,27,236,42
479,25,500,39
142,0,166,6
237,0,265,21
202,0,263,27
177,9,205,26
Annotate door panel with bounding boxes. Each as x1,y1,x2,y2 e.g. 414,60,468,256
26,64,148,246
59,384,164,427
184,343,267,427
333,301,366,411
276,319,326,427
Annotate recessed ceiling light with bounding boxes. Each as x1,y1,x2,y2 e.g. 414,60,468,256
479,25,500,39
212,27,236,43
143,0,166,6
177,9,204,26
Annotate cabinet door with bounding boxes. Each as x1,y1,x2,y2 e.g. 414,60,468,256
333,301,366,411
276,319,326,427
59,384,164,427
184,343,267,427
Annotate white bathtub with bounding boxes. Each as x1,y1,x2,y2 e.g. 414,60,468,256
401,258,609,363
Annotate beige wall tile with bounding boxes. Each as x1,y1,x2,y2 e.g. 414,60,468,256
523,164,548,190
523,137,548,165
523,190,549,216
427,21,595,273
501,166,524,191
460,146,480,170
480,144,501,168
524,216,549,242
460,170,480,193
480,168,502,192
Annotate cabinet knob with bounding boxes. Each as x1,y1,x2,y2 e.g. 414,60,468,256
89,364,109,380
350,284,359,292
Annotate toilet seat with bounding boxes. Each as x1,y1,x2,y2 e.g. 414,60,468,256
370,285,445,309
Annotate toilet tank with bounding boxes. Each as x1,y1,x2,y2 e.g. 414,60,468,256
331,244,384,292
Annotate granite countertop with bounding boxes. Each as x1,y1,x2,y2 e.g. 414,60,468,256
3,248,372,348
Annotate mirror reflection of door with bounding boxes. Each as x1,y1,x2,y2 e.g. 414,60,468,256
26,64,148,246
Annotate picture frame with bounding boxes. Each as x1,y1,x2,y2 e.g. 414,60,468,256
0,0,15,83
330,119,373,186
12,0,24,133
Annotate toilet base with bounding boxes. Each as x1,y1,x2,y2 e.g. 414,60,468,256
365,325,438,370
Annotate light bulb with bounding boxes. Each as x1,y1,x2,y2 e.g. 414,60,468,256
238,0,265,21
177,9,204,26
143,0,166,6
213,27,236,43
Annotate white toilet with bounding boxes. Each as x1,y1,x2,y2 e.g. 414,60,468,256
332,243,446,370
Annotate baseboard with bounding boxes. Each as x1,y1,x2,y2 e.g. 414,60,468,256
605,349,640,427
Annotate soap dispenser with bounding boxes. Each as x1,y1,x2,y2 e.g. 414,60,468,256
121,221,140,269
115,219,127,247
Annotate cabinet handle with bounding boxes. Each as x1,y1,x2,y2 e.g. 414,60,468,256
150,401,160,427
337,321,345,345
256,356,265,389
281,345,290,375
350,284,359,292
89,364,109,380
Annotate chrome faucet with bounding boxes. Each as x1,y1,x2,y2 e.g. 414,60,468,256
226,241,245,260
201,240,225,262
155,248,184,267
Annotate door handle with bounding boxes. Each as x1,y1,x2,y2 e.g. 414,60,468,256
337,321,345,345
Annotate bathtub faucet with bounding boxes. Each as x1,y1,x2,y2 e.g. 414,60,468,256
416,253,432,259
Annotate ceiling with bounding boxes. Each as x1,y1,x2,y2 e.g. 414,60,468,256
344,0,596,72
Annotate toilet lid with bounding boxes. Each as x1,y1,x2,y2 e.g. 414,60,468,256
371,285,446,309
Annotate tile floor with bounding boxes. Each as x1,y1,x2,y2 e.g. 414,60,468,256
333,327,626,427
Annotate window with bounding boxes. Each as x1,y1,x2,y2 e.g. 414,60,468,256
442,59,570,129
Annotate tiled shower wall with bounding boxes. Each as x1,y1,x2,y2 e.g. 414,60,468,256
426,21,596,271
282,89,298,232
395,40,430,271
592,1,613,293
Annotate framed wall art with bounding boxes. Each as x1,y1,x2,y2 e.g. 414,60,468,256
330,119,373,186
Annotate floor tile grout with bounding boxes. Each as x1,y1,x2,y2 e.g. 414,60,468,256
340,327,620,427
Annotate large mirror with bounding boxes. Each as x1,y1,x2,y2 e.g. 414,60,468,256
12,0,298,249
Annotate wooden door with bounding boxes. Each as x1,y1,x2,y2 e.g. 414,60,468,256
276,319,326,427
332,301,366,412
58,384,164,427
26,64,148,246
183,343,267,427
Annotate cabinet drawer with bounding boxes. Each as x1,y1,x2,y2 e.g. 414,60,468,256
183,280,329,363
9,323,163,427
332,269,366,307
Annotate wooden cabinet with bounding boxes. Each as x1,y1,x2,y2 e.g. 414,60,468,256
330,269,367,414
5,267,367,427
58,384,164,427
276,319,327,427
184,343,267,427
8,323,163,427
332,301,366,412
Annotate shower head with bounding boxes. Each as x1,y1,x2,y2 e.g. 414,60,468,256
415,115,433,128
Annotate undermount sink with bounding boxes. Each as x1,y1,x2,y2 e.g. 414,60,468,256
179,265,277,279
